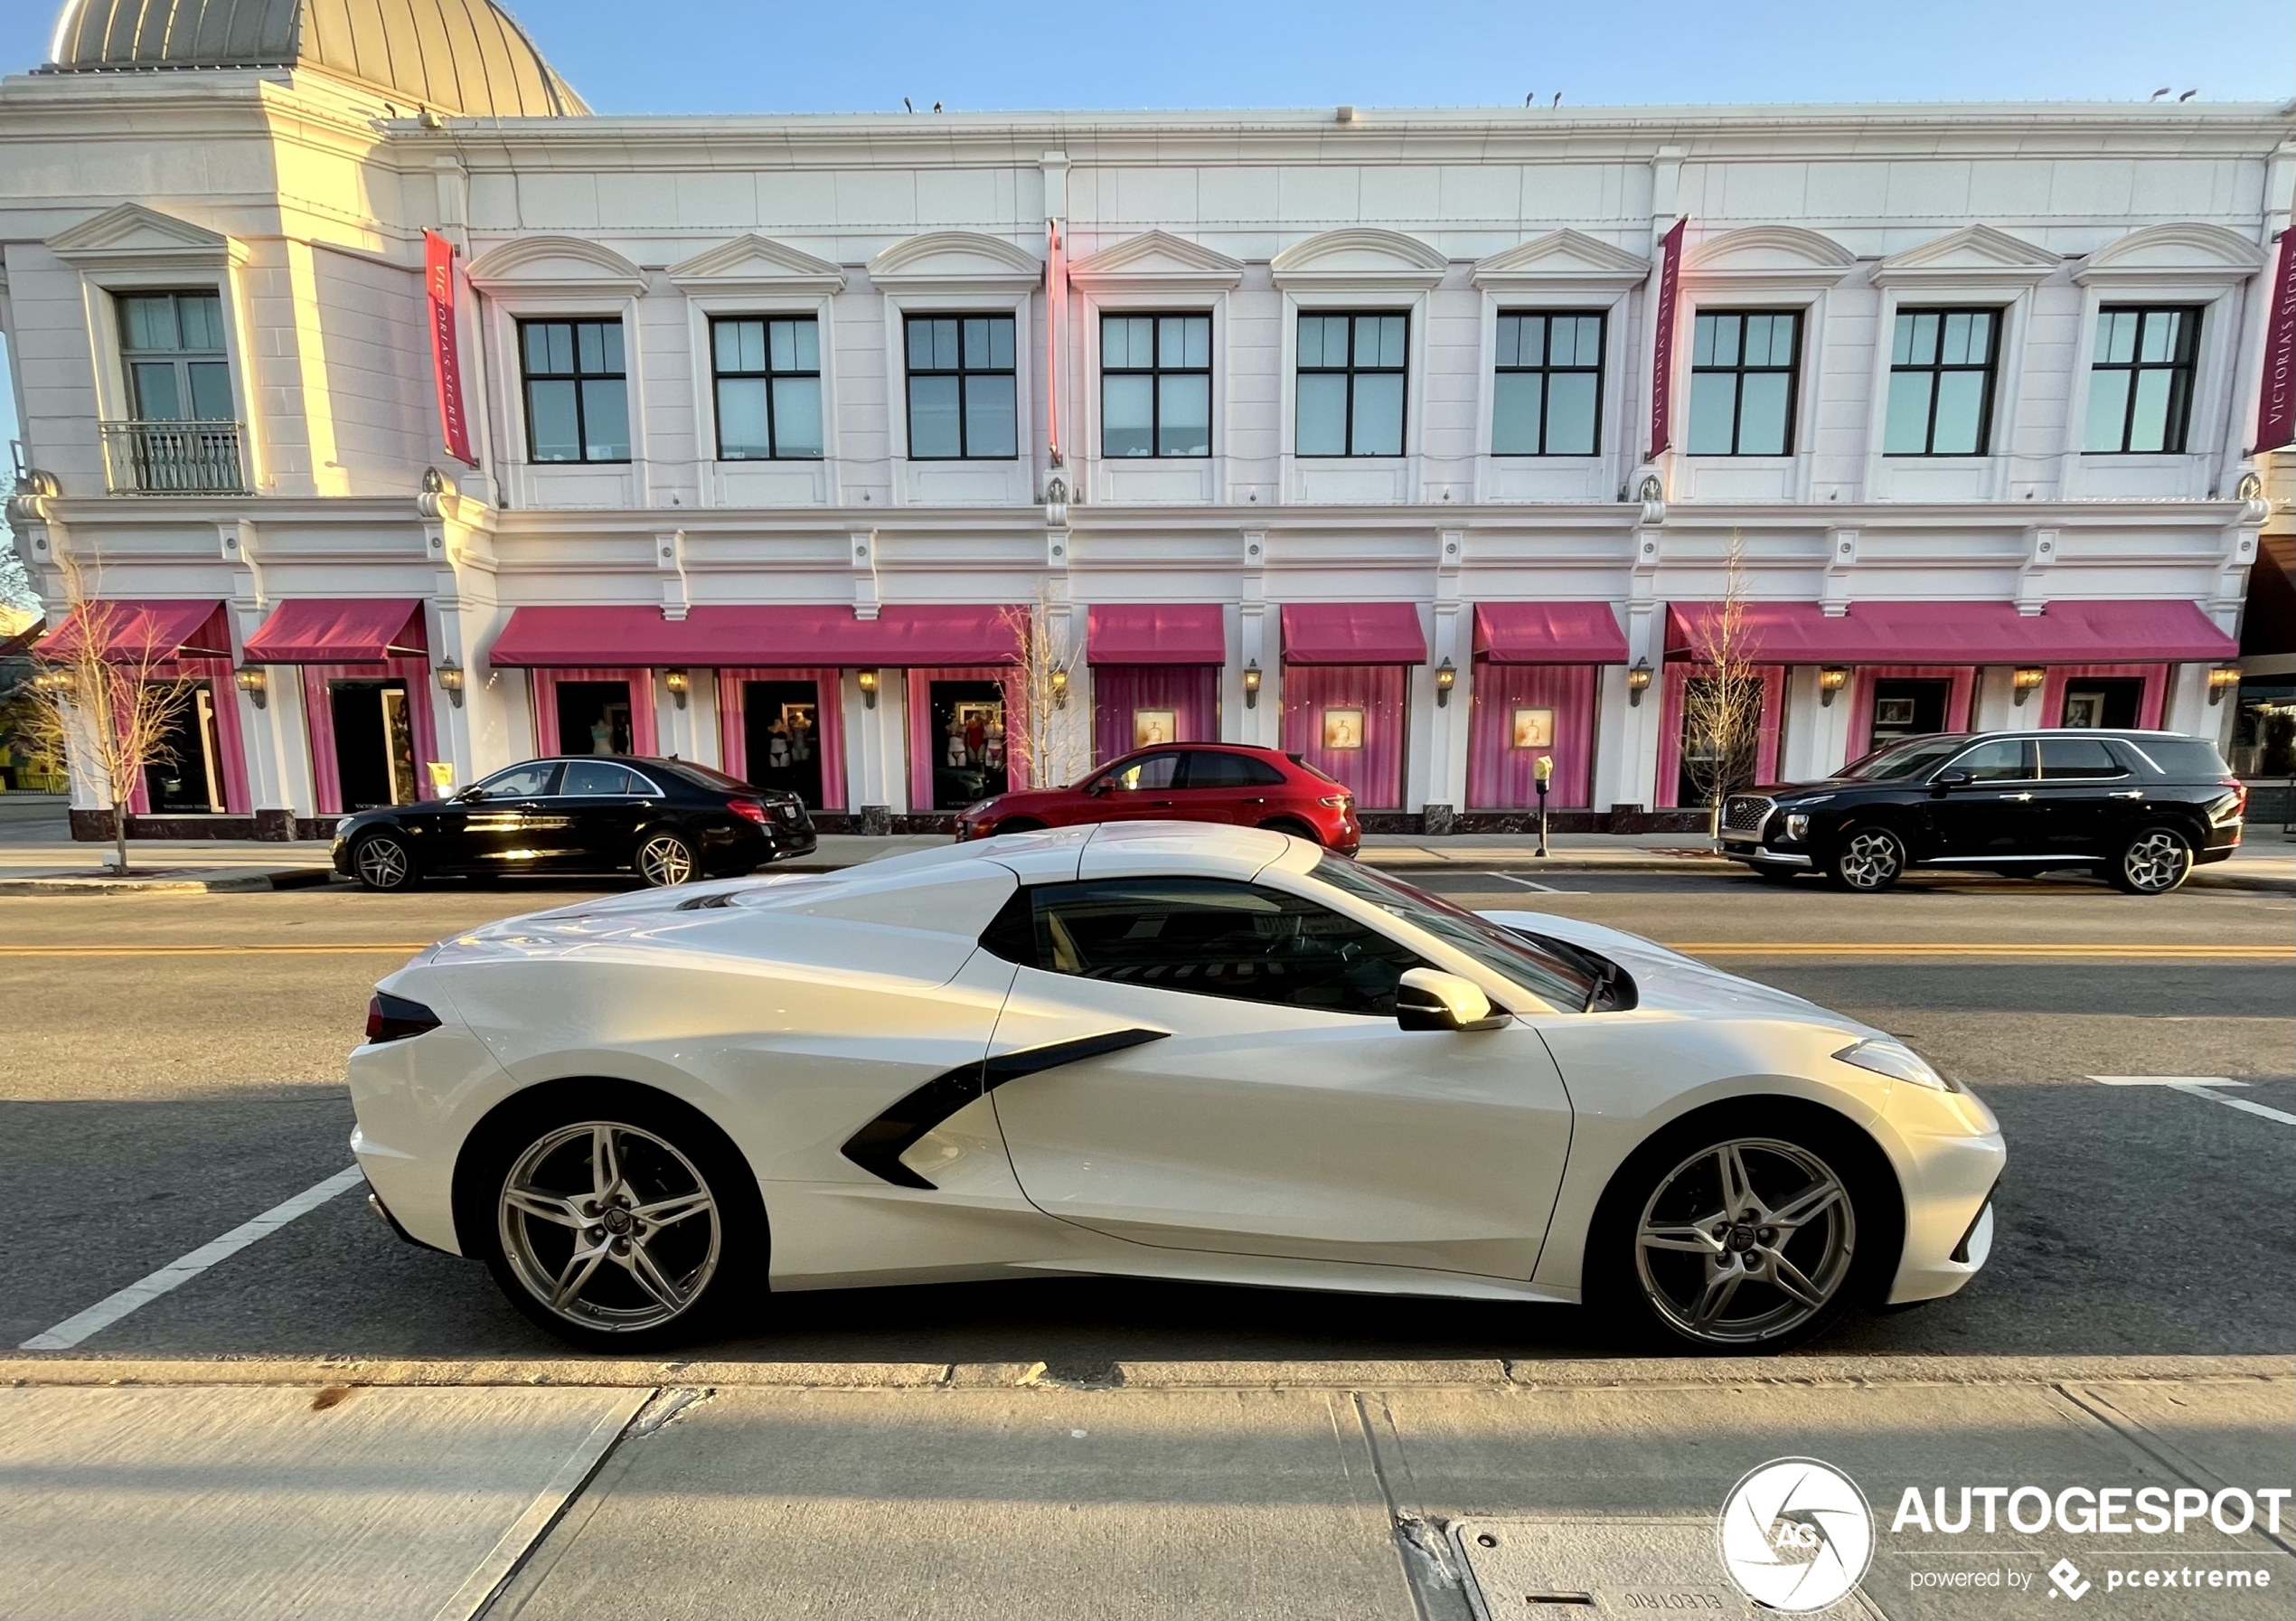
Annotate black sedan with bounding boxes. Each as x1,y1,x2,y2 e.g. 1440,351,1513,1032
1719,729,2244,894
332,756,816,891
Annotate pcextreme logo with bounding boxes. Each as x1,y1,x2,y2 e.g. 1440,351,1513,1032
1717,1456,1877,1613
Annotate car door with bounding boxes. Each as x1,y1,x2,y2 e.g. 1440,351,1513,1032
549,759,650,869
1926,740,2039,862
1092,751,1187,821
982,875,1576,1280
450,760,561,872
1169,750,1276,825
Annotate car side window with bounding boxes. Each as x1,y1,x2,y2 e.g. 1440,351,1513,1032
999,877,1426,1017
474,763,557,799
560,761,636,796
2038,739,2127,780
1104,753,1182,792
1946,740,2032,782
1182,752,1284,789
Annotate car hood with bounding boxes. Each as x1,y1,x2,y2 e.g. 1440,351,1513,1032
1475,909,1881,1035
1749,778,1863,801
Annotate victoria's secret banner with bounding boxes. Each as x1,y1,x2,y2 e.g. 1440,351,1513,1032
423,231,475,466
1647,218,1687,460
2256,226,2296,454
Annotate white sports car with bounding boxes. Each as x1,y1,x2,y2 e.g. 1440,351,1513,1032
349,823,2003,1352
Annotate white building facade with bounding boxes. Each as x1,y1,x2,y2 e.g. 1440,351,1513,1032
4,0,2288,836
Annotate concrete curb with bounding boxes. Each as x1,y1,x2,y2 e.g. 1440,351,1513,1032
0,867,334,895
4,1352,2286,1391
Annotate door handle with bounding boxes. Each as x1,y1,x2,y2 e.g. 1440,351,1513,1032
1999,792,2033,802
1150,799,1175,808
1242,797,1266,806
2110,790,2142,799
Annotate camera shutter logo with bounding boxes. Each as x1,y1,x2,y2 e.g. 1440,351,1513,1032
1717,1457,1876,1612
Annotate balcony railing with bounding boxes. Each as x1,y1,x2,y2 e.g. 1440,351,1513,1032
99,419,247,495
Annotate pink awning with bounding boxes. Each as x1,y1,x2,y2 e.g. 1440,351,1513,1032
1280,603,1426,665
487,604,1024,668
242,598,427,664
1664,599,2236,664
1473,602,1629,664
35,600,231,664
1086,604,1226,665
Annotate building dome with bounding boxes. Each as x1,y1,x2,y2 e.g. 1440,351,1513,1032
42,0,588,117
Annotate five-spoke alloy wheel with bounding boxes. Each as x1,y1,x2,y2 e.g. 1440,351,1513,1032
635,831,698,887
352,832,418,891
2111,825,2192,896
1827,826,1905,892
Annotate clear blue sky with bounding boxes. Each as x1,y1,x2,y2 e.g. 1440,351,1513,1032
0,0,2291,475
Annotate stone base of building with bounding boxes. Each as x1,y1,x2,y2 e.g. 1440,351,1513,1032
70,809,335,842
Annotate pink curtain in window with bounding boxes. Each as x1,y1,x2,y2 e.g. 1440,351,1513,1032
125,656,251,815
1466,663,1597,808
714,666,846,808
1279,664,1406,808
907,665,1027,806
2039,664,2167,730
1091,664,1219,763
530,668,659,759
1846,664,1976,759
297,657,440,815
1655,662,1786,808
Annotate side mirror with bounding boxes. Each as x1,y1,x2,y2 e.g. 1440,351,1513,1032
1932,768,1974,790
1396,967,1511,1032
456,786,486,802
1084,778,1111,796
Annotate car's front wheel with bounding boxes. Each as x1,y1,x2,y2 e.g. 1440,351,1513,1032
1826,825,1906,891
635,830,699,887
2110,825,2193,895
351,831,419,891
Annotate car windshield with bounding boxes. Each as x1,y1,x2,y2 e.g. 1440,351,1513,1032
1311,855,1596,1013
1840,736,1970,781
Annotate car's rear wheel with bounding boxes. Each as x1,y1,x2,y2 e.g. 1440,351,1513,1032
2110,825,2193,895
467,1087,764,1351
351,831,419,891
994,817,1046,834
1257,816,1322,843
635,830,698,887
1825,826,1905,892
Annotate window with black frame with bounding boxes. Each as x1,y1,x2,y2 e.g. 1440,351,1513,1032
1686,310,1800,456
118,292,233,421
520,319,630,463
1296,312,1407,457
906,315,1017,459
1102,313,1211,457
2084,306,2199,454
1492,312,1604,456
1885,308,2000,456
711,316,823,459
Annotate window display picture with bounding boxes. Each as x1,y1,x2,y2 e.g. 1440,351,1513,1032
742,680,825,808
929,680,1009,809
1510,706,1555,750
1322,707,1365,751
1133,708,1177,749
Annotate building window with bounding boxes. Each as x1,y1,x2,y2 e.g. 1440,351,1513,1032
711,316,823,459
118,292,232,421
906,315,1017,459
1686,310,1801,456
520,319,630,463
1492,311,1604,456
2084,306,2199,454
1885,308,2000,456
1296,312,1407,457
1102,314,1211,457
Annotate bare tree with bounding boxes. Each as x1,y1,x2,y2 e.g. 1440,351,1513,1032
998,590,1088,791
22,558,197,874
1680,531,1767,839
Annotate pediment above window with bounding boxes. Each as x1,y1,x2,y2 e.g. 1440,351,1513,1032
1068,231,1244,290
1684,225,1854,293
2075,222,2266,286
867,231,1042,294
1871,224,2060,288
1270,228,1447,291
48,203,245,274
464,236,649,296
1472,230,1649,292
666,234,845,296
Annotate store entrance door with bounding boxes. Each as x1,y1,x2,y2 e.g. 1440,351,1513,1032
145,683,224,813
927,679,1009,810
329,679,418,809
1868,677,1951,742
2059,678,2141,730
741,679,826,807
555,681,635,756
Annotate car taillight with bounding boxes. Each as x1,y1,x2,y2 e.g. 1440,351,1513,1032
365,992,440,1044
2227,778,2248,815
729,797,770,825
1320,795,1353,809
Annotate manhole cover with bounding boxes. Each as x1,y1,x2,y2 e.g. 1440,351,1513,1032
1449,1516,1885,1621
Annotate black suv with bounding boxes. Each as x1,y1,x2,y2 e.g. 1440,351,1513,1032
333,755,816,891
1719,730,2244,895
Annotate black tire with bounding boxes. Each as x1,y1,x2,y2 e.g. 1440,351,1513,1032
993,817,1047,834
1256,817,1322,843
2109,824,2194,895
456,1081,767,1352
1586,1102,1899,1354
1824,825,1906,892
634,829,699,887
350,831,419,891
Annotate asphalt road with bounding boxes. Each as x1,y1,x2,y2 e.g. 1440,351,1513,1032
2,866,2290,1367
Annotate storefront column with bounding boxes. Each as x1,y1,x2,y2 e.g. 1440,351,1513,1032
842,668,908,816
1971,665,2020,731
1779,665,1855,780
1231,602,1277,749
655,668,717,765
2163,662,2221,742
1596,603,1663,812
1419,602,1468,815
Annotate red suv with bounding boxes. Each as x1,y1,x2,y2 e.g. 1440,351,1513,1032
952,743,1360,853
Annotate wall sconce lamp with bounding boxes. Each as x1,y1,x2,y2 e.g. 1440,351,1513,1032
1242,661,1262,710
2208,664,2242,705
2011,666,2047,706
33,669,71,694
1625,657,1652,707
435,659,466,709
1050,667,1069,709
664,668,691,710
1434,657,1456,707
234,666,268,709
856,668,880,710
1817,665,1849,707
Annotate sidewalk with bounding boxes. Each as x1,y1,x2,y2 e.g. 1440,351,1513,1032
0,1354,2286,1620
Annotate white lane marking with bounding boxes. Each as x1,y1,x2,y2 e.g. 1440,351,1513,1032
19,1165,366,1351
2087,1076,2296,1127
1478,872,1591,895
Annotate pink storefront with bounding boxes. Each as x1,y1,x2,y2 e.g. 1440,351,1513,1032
242,598,439,815
1085,604,1225,763
1466,602,1628,814
1278,603,1426,811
